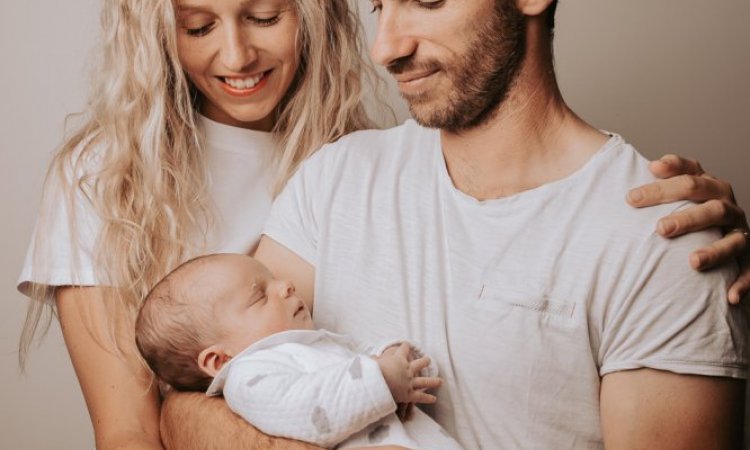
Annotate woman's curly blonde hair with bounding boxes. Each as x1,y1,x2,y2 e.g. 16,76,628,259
21,0,384,365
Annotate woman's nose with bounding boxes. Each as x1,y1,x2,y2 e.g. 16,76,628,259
220,25,258,72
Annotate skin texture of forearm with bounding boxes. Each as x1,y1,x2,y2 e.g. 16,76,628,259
56,287,163,450
160,392,323,450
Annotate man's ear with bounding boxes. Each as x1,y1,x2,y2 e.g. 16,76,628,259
516,0,555,17
198,345,232,378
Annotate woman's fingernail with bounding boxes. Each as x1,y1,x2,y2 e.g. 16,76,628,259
658,219,676,236
690,251,706,269
628,190,643,203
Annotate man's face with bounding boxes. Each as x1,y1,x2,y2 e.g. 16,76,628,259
370,0,526,132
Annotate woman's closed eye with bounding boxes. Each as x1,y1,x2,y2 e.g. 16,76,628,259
184,22,215,37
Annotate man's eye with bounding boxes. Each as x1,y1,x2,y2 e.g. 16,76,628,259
185,23,214,37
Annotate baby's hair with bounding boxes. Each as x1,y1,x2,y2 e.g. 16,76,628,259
135,254,223,391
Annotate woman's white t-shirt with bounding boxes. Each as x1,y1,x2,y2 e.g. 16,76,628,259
18,115,276,300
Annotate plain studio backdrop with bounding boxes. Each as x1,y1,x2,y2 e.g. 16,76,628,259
1,1,748,449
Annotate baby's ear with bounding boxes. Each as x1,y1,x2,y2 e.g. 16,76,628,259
198,345,232,378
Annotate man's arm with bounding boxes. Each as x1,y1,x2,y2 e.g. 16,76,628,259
600,369,745,449
630,154,749,302
160,392,323,450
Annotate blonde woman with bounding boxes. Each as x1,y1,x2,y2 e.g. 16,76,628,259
17,0,749,449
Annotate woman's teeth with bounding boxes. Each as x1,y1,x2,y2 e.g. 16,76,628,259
223,73,265,90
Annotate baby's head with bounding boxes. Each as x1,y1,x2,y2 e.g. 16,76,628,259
135,253,314,391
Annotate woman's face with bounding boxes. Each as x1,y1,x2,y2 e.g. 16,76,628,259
175,0,300,131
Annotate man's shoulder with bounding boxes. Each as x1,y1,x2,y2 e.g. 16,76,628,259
305,119,438,167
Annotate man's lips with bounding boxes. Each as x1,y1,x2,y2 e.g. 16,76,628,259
393,68,440,84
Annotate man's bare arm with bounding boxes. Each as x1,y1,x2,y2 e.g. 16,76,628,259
600,368,745,449
161,392,323,450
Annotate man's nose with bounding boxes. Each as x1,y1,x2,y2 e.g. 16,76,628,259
370,6,418,68
220,25,259,72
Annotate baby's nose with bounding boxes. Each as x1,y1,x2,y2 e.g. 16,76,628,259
278,281,295,298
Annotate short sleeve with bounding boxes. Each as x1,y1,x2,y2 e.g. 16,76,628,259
17,150,103,303
263,148,330,266
599,228,749,379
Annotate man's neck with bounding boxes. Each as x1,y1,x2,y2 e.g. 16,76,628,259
440,53,608,201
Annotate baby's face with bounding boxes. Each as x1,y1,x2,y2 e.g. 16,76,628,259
200,255,314,355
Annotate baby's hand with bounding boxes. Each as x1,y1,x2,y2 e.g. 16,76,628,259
376,342,442,404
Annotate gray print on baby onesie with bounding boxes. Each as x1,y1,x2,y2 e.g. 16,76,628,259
348,357,362,379
245,375,266,388
312,406,331,435
368,424,390,443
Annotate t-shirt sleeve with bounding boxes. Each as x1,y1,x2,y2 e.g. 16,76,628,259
599,228,749,379
17,151,103,303
263,149,330,266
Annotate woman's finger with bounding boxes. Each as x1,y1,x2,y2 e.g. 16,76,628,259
689,229,748,271
648,154,704,178
627,174,733,208
728,264,750,305
655,200,745,238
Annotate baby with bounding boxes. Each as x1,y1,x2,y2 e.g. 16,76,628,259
135,253,463,450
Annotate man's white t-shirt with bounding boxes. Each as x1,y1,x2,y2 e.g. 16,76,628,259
264,120,748,449
18,115,275,297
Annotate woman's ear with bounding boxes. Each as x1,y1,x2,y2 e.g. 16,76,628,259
516,0,555,17
198,345,232,378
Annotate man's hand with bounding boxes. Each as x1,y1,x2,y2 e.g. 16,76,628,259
376,343,442,404
627,154,749,303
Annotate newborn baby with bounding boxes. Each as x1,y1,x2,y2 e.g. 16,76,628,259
136,253,463,449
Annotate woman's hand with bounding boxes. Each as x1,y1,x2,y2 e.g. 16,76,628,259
627,154,749,303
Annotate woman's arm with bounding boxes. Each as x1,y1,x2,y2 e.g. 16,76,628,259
56,287,163,450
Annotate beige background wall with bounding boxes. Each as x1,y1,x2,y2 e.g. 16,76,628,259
2,1,748,449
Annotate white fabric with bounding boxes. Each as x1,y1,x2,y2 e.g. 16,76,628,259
18,115,275,300
264,120,749,449
206,329,462,450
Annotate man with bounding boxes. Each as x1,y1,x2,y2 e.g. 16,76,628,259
165,1,748,448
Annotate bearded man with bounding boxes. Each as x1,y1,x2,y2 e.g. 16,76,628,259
166,1,748,448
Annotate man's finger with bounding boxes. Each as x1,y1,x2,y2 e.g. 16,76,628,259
655,200,744,238
627,175,732,208
689,230,748,271
648,154,704,179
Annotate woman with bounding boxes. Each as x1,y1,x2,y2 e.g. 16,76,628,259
17,0,749,449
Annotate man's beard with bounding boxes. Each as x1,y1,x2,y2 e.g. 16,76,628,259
388,2,526,132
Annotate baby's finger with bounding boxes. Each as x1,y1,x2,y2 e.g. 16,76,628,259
409,390,437,405
409,356,431,374
395,342,411,358
412,376,442,391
